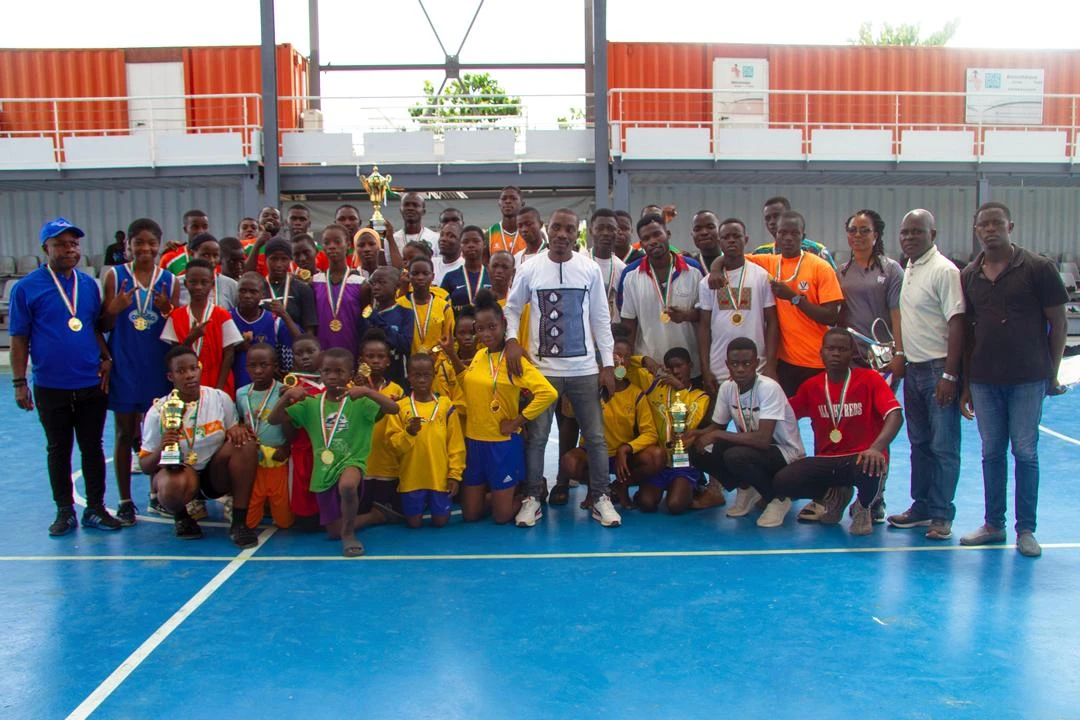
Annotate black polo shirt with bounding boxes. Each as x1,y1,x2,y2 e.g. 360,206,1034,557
961,245,1068,385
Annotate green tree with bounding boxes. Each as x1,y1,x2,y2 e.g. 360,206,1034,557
851,19,959,46
557,107,586,129
409,73,521,127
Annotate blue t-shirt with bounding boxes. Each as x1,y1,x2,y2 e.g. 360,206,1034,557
9,265,102,389
440,266,491,314
231,308,288,389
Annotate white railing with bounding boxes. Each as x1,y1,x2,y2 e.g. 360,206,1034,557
608,87,1080,161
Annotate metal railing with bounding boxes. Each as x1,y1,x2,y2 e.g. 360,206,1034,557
607,87,1080,161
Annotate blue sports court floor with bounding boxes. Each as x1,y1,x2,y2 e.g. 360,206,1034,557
3,370,1080,719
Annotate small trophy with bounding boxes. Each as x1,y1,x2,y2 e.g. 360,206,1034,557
669,391,690,468
360,165,392,235
159,389,186,468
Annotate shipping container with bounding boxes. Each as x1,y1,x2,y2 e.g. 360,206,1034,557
609,42,1080,138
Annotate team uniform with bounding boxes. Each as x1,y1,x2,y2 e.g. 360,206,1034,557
457,347,557,491
356,305,414,390
440,266,492,314
106,264,176,413
386,394,466,518
488,222,527,256
237,381,293,529
285,394,382,526
230,308,291,389
160,304,243,398
578,383,659,476
311,269,366,358
628,365,710,490
140,386,236,497
358,380,406,516
396,292,455,396
750,237,837,270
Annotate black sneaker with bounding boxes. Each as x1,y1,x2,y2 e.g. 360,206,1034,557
174,516,203,540
82,505,122,531
229,524,258,549
148,495,173,518
48,506,78,537
117,500,138,527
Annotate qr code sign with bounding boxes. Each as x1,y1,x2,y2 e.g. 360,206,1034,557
742,65,754,78
986,72,1002,89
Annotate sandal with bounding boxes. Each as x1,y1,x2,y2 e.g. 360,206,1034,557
548,483,570,506
373,501,405,524
341,537,365,557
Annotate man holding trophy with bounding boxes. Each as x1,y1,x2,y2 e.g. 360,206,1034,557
139,345,260,547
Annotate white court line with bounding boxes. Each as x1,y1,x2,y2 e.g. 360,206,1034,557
63,527,276,720
8,541,1080,565
1039,424,1080,448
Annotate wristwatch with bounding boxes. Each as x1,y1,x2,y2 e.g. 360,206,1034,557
790,295,803,306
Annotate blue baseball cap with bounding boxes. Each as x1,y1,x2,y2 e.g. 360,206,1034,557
39,217,85,245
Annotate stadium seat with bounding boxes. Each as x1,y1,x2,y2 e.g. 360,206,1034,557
0,277,19,319
1061,262,1079,280
16,255,39,275
0,256,15,277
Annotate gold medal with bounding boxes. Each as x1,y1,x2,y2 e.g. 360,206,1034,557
829,428,843,444
283,373,298,387
614,365,627,380
68,317,83,332
356,362,372,379
298,268,312,281
361,305,373,319
329,318,343,332
133,316,149,331
490,400,501,413
731,312,743,326
185,451,198,466
321,448,335,465
659,311,670,324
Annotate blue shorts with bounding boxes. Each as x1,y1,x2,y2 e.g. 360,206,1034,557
648,467,703,491
463,435,524,490
400,489,452,518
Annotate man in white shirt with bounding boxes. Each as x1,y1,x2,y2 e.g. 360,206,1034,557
887,209,965,541
618,213,704,379
697,217,778,395
433,221,465,285
504,208,621,528
390,192,440,262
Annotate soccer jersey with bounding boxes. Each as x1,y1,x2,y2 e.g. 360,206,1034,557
440,266,492,313
633,371,709,457
231,308,288,389
488,222,526,256
106,264,176,410
311,269,366,357
356,304,414,390
285,393,382,492
140,386,236,471
386,394,466,493
747,252,844,369
713,375,805,464
396,292,455,355
364,380,406,479
565,383,657,457
788,368,902,459
160,304,243,397
750,237,837,270
458,347,557,442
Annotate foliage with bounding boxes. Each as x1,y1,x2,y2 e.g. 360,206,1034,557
409,73,521,127
851,19,959,46
557,107,586,129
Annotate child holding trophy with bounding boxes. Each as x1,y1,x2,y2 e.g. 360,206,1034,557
139,345,259,547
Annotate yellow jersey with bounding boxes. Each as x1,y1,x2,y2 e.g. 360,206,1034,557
362,380,406,479
386,394,465,493
457,347,557,442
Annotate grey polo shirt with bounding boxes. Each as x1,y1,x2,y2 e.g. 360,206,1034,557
839,255,904,340
961,245,1068,385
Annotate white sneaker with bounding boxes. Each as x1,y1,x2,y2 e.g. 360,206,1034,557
591,494,622,528
220,495,234,523
726,486,762,518
515,497,543,528
186,497,208,521
130,457,143,474
756,498,792,528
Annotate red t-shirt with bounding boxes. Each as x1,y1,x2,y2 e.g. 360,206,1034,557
788,367,901,458
289,376,324,517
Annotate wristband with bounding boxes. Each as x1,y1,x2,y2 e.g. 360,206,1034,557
941,372,958,383
894,351,905,357
790,294,802,306
12,377,27,386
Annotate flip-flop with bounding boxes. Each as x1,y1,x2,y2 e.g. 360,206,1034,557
372,501,405,523
341,538,365,557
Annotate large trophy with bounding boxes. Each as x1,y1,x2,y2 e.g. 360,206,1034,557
360,165,392,235
669,391,690,468
159,389,186,468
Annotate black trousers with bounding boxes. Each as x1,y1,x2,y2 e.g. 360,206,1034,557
773,455,883,508
776,360,821,398
690,439,788,501
34,385,108,508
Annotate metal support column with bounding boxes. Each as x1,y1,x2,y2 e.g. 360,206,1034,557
308,0,321,109
612,164,630,212
974,174,991,256
592,0,608,209
260,0,280,209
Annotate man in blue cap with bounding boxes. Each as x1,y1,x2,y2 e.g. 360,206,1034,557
10,217,121,535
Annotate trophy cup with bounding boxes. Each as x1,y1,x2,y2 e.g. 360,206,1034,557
360,165,392,235
669,391,690,468
159,389,186,468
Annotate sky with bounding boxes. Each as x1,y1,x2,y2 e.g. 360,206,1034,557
5,0,1080,129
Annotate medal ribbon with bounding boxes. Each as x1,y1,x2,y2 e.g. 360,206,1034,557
823,369,852,438
46,265,79,320
319,391,347,452
488,351,503,396
496,223,520,254
734,379,758,433
723,266,748,312
127,263,162,319
649,255,676,312
269,273,291,306
774,250,805,283
411,295,435,345
245,381,278,437
188,302,213,357
325,268,351,322
408,393,440,423
463,267,487,306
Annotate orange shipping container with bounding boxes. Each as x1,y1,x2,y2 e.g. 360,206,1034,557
609,42,1080,132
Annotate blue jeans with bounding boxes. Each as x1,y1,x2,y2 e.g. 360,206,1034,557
970,380,1047,533
903,360,961,521
524,373,610,500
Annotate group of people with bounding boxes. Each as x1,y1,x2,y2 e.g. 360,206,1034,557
9,186,1068,558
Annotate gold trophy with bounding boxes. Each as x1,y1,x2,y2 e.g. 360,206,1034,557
669,391,690,468
159,389,186,468
360,165,392,235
